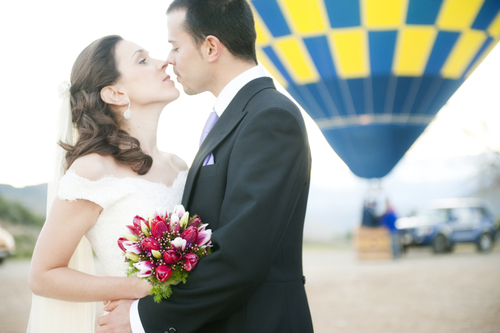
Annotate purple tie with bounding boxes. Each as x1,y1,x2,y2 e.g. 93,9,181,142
200,110,219,165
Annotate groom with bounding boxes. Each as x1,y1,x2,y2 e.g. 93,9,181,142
98,0,313,332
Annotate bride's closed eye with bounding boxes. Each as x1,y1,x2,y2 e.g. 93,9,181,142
139,58,147,64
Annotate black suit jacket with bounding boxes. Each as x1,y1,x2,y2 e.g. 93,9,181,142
138,77,314,333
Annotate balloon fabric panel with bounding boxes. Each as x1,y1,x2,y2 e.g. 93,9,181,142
250,0,500,179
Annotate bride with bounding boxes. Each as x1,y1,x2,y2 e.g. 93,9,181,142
28,35,188,332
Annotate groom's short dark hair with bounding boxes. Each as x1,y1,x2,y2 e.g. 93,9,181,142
167,0,257,64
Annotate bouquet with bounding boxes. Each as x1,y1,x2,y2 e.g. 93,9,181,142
118,205,212,302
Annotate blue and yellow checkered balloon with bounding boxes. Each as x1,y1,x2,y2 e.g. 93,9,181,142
250,0,500,178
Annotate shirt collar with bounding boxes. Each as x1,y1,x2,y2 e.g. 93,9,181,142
213,65,268,116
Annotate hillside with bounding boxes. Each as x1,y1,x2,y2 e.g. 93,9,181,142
0,183,47,216
0,194,44,257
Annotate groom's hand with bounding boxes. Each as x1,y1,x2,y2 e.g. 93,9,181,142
96,299,134,333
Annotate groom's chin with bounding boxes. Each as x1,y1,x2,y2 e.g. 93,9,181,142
182,87,201,96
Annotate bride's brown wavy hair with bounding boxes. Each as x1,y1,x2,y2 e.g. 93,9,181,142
60,35,152,175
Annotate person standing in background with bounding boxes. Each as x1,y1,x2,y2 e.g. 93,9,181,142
381,200,400,259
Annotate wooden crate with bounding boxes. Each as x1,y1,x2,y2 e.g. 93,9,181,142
354,226,392,260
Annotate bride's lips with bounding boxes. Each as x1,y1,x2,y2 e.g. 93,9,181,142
163,75,171,81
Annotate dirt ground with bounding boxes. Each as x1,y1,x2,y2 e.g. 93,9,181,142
1,244,499,333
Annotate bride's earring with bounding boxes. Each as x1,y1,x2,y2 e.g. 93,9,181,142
124,97,132,119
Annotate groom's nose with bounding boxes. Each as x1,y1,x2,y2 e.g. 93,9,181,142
160,61,168,71
166,51,174,65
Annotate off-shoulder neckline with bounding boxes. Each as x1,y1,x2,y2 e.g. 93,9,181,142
64,169,189,190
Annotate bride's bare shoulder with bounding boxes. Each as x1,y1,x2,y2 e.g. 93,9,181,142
68,154,118,180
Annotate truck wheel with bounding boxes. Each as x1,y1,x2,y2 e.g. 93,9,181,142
477,233,493,253
432,234,446,254
445,243,454,253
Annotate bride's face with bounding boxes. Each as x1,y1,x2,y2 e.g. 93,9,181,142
114,40,179,108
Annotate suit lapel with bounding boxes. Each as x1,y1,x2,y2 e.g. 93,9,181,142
182,77,275,206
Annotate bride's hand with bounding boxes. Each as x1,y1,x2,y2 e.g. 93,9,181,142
130,275,152,298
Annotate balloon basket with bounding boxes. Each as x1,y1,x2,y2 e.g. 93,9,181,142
354,226,392,261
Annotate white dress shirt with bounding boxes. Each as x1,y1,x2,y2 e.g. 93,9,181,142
130,65,268,333
213,64,268,116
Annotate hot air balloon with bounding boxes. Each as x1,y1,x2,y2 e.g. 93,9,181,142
250,0,500,179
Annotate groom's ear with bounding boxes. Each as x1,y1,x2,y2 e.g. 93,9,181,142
205,35,222,63
100,86,128,106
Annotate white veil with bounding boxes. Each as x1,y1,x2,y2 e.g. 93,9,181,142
27,82,97,332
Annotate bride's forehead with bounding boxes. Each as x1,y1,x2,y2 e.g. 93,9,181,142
116,40,146,56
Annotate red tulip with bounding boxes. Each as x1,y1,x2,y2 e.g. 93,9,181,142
198,223,209,232
123,241,142,254
150,215,165,229
169,214,181,233
132,216,146,231
133,260,152,277
118,237,128,252
190,216,202,228
154,207,168,220
141,237,160,252
173,205,185,218
183,252,199,271
195,229,212,247
155,265,173,282
163,250,181,264
171,237,187,251
181,226,198,244
152,220,168,238
123,225,139,241
125,225,140,236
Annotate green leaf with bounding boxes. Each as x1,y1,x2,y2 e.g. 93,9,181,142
150,283,173,303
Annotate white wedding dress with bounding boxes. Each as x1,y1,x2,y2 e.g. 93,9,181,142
58,169,188,277
27,169,188,332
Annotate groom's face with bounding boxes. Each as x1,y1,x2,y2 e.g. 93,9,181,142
167,9,210,95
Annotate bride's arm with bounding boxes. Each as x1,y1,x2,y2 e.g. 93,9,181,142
29,197,151,302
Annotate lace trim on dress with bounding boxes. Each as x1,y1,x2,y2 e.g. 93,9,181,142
57,169,188,211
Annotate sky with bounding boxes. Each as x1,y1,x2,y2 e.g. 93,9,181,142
0,0,499,189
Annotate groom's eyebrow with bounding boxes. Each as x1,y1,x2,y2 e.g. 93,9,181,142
131,49,145,58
